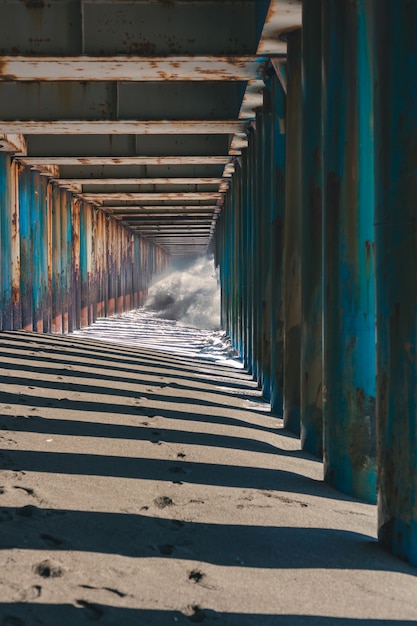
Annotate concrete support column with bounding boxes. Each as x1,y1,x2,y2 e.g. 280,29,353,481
373,1,417,565
283,29,302,434
322,0,376,503
270,63,286,417
300,0,323,457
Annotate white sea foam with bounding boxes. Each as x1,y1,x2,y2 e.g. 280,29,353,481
144,255,221,330
71,257,242,367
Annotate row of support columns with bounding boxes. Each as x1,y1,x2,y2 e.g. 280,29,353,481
215,0,417,566
0,152,169,334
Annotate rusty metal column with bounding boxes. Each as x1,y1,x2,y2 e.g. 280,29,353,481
18,165,34,331
107,218,116,317
235,161,244,358
60,189,70,333
283,29,302,435
255,108,264,389
72,198,81,330
0,153,4,329
51,184,63,333
322,0,376,503
260,85,273,401
218,191,229,333
0,152,17,330
373,1,417,565
31,171,47,333
270,63,286,417
300,0,323,457
39,175,50,332
0,152,9,329
246,128,255,376
240,149,250,369
79,201,89,328
133,236,140,309
232,173,241,352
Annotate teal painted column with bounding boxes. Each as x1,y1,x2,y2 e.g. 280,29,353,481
51,184,63,333
241,148,251,369
322,0,376,503
60,189,71,333
248,129,259,381
235,161,245,359
0,153,13,329
283,29,302,435
260,84,273,401
270,64,286,417
31,171,48,333
300,0,323,457
18,165,34,331
373,1,417,565
247,128,256,377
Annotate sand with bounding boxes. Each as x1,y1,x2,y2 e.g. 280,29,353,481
0,328,416,625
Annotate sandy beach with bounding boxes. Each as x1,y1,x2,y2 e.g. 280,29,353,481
0,324,416,625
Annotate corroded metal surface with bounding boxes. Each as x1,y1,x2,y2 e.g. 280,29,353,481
0,56,267,82
259,83,273,401
373,0,417,565
322,0,376,504
269,61,286,418
0,160,168,334
300,0,323,458
283,29,302,436
0,0,299,257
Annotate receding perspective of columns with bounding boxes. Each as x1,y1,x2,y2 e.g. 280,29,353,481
322,0,376,503
373,0,417,566
0,152,169,334
4,0,417,586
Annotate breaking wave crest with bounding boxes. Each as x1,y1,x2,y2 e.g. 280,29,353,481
144,256,221,331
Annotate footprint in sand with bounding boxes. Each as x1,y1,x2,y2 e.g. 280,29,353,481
79,584,127,598
13,486,36,497
33,559,64,578
21,585,42,601
188,570,205,584
154,496,174,509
